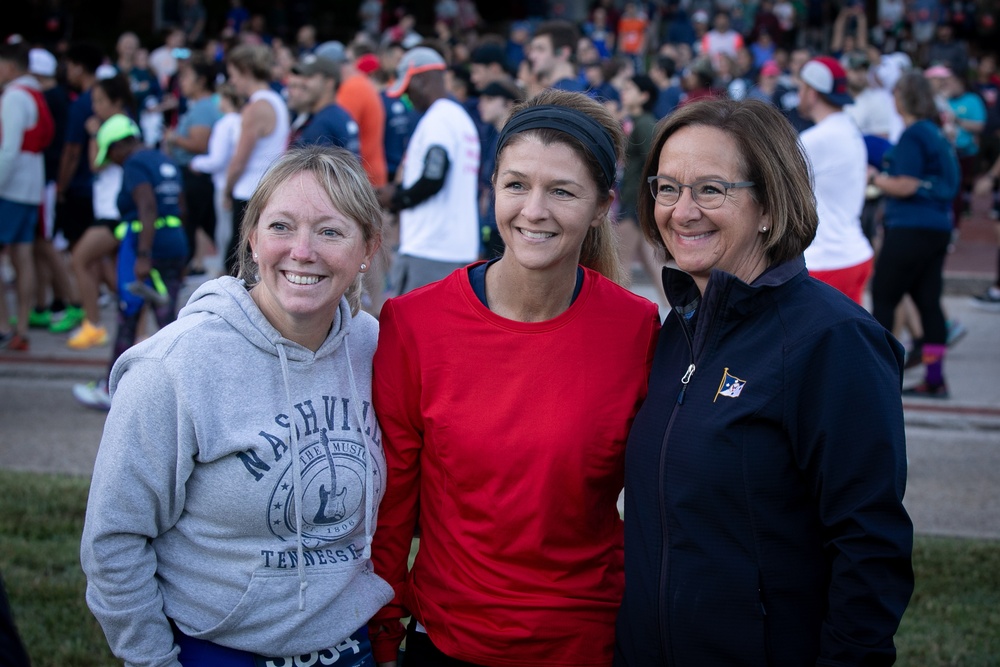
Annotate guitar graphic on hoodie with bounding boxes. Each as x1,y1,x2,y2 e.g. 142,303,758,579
313,429,347,524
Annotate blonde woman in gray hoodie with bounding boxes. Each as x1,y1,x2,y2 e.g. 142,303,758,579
81,145,392,667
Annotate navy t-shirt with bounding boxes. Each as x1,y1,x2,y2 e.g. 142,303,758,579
64,89,94,196
119,149,187,259
882,119,959,232
295,103,361,155
382,92,419,179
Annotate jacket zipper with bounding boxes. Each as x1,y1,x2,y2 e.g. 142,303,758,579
657,311,697,663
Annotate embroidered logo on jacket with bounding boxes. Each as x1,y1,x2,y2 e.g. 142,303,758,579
714,367,746,402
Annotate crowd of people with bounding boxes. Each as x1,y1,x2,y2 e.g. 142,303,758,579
0,0,998,662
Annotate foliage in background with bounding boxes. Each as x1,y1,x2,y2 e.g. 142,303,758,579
1,470,998,667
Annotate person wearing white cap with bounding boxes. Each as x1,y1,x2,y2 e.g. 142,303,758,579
797,55,874,305
378,46,481,295
25,47,78,335
0,41,54,351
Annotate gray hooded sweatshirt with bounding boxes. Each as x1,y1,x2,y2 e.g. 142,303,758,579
81,277,394,667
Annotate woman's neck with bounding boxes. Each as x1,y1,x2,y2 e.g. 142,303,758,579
484,257,579,323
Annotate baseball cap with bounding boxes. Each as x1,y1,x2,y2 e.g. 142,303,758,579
356,53,380,75
760,60,781,77
478,80,521,101
94,114,141,167
314,41,347,65
293,53,339,78
387,47,446,98
96,63,118,80
28,48,57,77
924,64,953,78
471,42,506,67
692,10,710,23
800,56,853,107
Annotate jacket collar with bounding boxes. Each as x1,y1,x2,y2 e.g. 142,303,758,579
662,255,808,315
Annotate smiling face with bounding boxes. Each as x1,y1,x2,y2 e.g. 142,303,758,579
654,125,768,292
494,135,609,278
249,171,375,347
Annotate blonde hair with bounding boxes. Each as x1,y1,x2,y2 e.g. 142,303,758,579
494,89,628,285
236,146,383,315
227,43,274,82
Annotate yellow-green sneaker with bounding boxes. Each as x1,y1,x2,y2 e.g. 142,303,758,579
67,320,109,349
50,305,85,333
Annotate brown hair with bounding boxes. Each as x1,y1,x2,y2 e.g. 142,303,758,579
237,146,383,315
894,70,940,123
638,98,817,266
494,89,627,285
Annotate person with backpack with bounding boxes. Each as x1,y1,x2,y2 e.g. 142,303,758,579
0,41,55,351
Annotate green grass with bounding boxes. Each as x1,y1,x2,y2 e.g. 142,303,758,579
0,470,115,667
896,536,1000,666
1,469,998,666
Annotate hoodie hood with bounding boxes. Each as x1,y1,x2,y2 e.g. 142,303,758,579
180,275,353,362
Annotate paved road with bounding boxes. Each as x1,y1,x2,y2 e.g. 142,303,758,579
1,366,997,540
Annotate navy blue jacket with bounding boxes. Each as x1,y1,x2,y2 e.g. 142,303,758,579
615,258,913,666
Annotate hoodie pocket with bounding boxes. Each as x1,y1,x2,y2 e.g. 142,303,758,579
182,565,394,658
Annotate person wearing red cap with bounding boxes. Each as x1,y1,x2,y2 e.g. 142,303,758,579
797,55,874,305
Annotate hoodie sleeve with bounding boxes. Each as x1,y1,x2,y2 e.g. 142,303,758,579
784,316,914,666
81,357,196,667
368,299,424,663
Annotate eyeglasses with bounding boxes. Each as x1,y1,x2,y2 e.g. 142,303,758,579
647,176,755,210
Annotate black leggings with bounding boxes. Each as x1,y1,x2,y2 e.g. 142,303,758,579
401,621,486,667
871,226,950,345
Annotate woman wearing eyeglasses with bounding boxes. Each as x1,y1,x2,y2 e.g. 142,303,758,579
614,98,914,667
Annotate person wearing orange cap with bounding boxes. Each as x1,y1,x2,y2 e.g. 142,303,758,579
377,46,481,295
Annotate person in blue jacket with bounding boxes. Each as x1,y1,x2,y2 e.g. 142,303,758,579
615,98,914,667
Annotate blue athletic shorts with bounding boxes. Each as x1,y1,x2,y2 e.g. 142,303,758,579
172,624,375,667
0,198,39,245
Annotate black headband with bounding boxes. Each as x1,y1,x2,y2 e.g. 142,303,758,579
495,104,617,189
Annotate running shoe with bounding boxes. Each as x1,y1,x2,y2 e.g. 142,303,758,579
73,380,111,411
902,381,949,399
28,309,52,328
971,286,1000,311
945,319,968,347
0,331,14,348
4,334,29,351
67,320,109,349
50,305,85,333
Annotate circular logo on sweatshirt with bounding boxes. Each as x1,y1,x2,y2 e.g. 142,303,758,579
266,428,374,548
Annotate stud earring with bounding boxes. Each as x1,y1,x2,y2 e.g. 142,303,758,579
760,226,768,233
360,263,367,271
253,252,258,260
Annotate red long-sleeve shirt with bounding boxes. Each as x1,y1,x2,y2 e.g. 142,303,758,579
369,265,659,666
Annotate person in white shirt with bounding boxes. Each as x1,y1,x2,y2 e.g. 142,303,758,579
190,84,242,275
378,47,481,295
797,56,873,305
842,50,894,138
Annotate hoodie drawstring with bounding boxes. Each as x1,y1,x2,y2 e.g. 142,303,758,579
276,342,309,611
